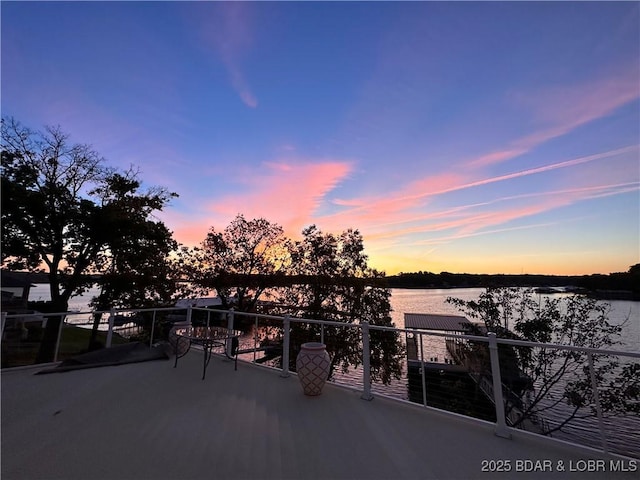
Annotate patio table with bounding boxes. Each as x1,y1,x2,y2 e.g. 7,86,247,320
173,326,241,380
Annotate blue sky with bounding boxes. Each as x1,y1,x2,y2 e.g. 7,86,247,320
2,1,639,275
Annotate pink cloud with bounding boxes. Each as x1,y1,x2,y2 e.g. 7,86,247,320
466,148,528,169
207,159,353,237
332,198,365,207
357,200,551,244
319,171,468,231
171,223,211,248
156,210,212,247
402,172,469,199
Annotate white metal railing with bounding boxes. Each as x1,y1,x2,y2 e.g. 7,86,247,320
206,309,640,457
1,307,187,362
2,305,639,458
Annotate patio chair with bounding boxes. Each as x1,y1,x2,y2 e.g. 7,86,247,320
168,322,191,357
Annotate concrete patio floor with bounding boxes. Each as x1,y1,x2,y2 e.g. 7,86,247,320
2,351,636,480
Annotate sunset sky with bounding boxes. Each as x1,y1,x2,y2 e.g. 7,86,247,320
2,2,639,276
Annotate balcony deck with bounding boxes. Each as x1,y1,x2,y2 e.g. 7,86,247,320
1,352,633,480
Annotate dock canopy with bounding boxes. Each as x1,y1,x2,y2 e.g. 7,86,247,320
404,313,472,332
175,297,223,308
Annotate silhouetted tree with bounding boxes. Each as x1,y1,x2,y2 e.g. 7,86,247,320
1,117,177,361
180,214,288,311
87,170,179,347
447,287,639,435
277,226,404,385
629,264,640,297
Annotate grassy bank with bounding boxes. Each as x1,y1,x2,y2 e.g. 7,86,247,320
1,324,128,368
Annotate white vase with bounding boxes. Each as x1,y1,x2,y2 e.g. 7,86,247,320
296,342,330,396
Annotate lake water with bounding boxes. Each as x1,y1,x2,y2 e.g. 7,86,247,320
389,287,639,350
28,284,103,312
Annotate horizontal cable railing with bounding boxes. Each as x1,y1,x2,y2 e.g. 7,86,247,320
2,306,638,458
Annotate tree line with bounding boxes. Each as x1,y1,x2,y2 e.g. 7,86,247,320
387,267,640,298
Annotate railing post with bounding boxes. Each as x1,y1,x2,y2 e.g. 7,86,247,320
1,311,6,340
420,332,427,406
320,324,325,345
361,321,373,401
186,305,193,325
254,316,258,363
226,310,235,358
149,310,157,347
488,333,511,438
587,353,608,453
281,315,291,378
53,312,66,362
106,308,115,348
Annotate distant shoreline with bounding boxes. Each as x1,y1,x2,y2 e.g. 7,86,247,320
386,285,638,301
8,269,639,301
385,271,639,301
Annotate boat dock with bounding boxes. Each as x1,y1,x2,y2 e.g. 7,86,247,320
405,313,472,372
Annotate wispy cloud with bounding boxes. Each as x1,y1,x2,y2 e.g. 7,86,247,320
226,63,258,108
519,65,639,126
360,181,639,245
467,65,639,168
319,145,637,230
451,146,638,194
197,3,258,108
407,222,559,247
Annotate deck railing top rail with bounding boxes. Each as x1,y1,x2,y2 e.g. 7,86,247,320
6,305,637,359
212,307,640,360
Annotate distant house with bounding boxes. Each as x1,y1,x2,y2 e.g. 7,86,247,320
1,270,41,340
1,270,35,313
